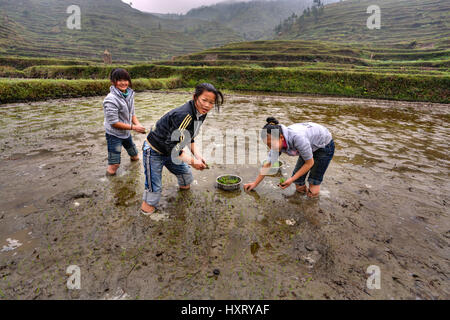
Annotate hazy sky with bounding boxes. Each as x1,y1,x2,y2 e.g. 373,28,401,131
122,0,253,14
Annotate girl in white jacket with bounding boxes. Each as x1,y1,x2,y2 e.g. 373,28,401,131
244,117,335,198
103,68,146,176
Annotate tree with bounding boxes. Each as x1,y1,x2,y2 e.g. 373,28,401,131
312,5,319,23
297,14,305,32
313,0,324,8
312,0,324,23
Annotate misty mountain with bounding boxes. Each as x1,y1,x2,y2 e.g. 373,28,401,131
156,0,341,40
0,0,243,61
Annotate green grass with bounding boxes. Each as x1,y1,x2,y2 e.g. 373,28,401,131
178,66,450,103
2,63,448,103
0,66,25,78
1,34,448,104
0,77,182,104
22,64,178,80
0,56,98,70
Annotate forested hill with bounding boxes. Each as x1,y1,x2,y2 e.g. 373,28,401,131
274,0,450,47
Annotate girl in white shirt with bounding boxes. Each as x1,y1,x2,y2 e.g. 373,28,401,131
244,117,335,198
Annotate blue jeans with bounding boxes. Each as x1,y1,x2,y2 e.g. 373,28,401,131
292,139,335,186
142,140,194,207
105,133,138,165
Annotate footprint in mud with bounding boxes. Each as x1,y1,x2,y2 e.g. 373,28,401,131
290,232,332,273
301,250,322,269
143,211,170,222
102,288,129,300
48,189,98,206
285,219,296,226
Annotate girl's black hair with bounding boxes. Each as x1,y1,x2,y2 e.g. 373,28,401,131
194,83,224,112
261,117,282,139
110,68,133,88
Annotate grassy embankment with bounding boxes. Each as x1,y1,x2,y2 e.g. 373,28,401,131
1,40,449,104
0,78,182,104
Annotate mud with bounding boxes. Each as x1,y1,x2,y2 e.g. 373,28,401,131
0,90,448,299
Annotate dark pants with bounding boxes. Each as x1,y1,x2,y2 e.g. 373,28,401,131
105,133,138,165
292,140,335,186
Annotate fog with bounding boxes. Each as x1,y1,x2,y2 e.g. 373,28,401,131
122,0,257,14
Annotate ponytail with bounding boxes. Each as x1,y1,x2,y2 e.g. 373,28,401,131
261,117,282,139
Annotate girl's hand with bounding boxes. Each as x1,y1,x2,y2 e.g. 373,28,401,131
200,158,210,169
244,182,258,192
133,124,146,134
279,178,293,189
197,156,211,168
191,158,206,171
195,155,205,164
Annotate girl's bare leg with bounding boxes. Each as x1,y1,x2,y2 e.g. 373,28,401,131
141,201,156,214
307,184,321,198
107,164,120,175
295,185,307,193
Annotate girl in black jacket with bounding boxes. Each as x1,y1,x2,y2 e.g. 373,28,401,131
141,83,224,215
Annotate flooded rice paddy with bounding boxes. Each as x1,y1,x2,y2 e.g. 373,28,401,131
0,90,448,299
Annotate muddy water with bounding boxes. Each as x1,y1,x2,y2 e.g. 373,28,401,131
0,91,448,300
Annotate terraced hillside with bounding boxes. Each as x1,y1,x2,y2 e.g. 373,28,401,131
1,39,448,104
1,0,448,104
0,0,243,61
158,40,450,76
275,0,450,47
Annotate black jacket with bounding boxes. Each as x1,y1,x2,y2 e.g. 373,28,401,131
147,100,207,156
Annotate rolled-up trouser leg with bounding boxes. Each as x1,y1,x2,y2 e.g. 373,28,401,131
106,133,123,165
142,144,164,207
164,157,194,187
292,156,309,186
123,135,138,158
175,172,194,187
308,140,335,186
